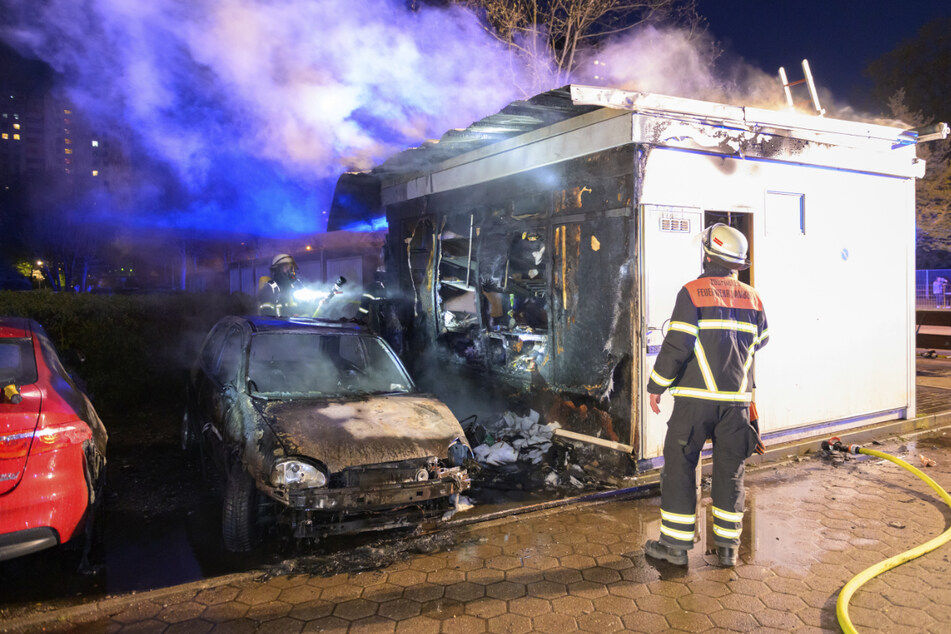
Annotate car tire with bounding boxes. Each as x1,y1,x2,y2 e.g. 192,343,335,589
223,463,259,552
181,409,198,454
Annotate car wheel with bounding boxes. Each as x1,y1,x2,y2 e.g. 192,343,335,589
223,463,259,552
181,409,198,454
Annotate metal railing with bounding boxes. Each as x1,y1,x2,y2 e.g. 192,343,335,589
917,270,951,309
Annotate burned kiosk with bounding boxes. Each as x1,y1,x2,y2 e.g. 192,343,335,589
361,84,932,469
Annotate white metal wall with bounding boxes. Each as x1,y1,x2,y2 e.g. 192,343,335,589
640,203,704,458
639,148,915,457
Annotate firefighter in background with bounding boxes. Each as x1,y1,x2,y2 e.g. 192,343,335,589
258,253,303,317
643,223,769,568
357,273,386,331
356,272,403,354
933,276,948,308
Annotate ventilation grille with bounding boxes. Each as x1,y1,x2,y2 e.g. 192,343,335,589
660,217,691,233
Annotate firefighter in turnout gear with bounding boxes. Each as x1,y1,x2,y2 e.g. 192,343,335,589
258,253,303,317
643,223,769,568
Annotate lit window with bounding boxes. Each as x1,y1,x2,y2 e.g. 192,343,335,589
65,138,72,144
12,134,19,140
1,133,7,140
64,158,71,165
91,140,99,147
1,114,6,118
64,148,72,154
92,170,98,177
13,123,20,130
64,109,72,114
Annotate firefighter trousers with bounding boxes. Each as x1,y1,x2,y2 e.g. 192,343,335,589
658,398,754,551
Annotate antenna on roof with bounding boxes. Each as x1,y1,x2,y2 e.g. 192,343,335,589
778,59,825,117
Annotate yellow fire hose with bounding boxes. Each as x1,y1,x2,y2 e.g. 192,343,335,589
822,437,951,634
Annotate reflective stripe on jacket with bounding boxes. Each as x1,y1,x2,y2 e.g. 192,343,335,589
647,273,768,403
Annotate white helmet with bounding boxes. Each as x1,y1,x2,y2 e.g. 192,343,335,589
270,253,296,271
702,223,750,270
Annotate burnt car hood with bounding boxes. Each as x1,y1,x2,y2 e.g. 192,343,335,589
260,394,467,473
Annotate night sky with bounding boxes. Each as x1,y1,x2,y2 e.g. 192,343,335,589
698,0,950,106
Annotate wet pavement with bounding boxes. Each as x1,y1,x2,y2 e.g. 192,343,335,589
2,360,951,633
3,430,951,632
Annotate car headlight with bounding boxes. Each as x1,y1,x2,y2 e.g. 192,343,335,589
271,459,327,489
448,438,473,467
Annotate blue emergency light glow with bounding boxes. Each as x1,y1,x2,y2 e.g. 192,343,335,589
79,157,335,238
341,216,388,232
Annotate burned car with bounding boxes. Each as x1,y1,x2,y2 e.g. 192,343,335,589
183,315,472,552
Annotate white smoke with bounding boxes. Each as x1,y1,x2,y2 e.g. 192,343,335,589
573,25,790,111
3,1,854,236
2,0,542,188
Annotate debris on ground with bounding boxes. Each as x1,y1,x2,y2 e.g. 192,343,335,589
475,410,556,463
267,528,477,579
474,441,520,466
920,454,937,467
442,494,474,521
462,409,639,498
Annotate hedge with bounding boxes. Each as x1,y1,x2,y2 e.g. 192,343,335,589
0,290,255,420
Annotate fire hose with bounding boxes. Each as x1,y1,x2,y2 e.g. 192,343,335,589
822,437,951,634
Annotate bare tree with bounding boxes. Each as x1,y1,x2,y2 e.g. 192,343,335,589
458,0,703,95
885,89,951,267
866,19,951,267
24,173,107,292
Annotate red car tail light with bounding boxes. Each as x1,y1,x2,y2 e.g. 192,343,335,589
0,421,90,495
0,430,35,460
1,386,41,494
0,431,33,494
29,421,92,454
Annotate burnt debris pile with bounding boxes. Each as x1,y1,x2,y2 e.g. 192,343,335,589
463,409,638,502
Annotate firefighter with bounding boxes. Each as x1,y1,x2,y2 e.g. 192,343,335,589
356,272,404,353
356,273,387,331
258,253,303,317
643,223,769,568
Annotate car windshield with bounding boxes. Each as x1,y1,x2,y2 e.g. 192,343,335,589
0,339,38,386
247,332,413,397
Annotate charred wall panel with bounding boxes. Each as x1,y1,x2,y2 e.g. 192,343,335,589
385,146,637,444
551,214,633,443
385,198,437,367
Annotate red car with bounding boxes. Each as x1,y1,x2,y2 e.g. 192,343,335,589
0,317,107,562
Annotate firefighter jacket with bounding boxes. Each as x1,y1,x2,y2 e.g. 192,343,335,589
647,272,768,404
258,278,301,317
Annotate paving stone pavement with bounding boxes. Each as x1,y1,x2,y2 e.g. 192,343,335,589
4,429,951,633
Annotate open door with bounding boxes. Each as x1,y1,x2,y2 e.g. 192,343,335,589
639,206,754,460
704,211,754,285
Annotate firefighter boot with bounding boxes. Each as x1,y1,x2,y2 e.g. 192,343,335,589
644,540,688,566
717,546,737,567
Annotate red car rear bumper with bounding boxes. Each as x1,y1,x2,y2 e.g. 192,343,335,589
0,445,90,561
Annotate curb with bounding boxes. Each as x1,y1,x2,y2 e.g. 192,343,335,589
0,572,262,633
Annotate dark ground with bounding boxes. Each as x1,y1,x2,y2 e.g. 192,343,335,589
0,405,220,619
